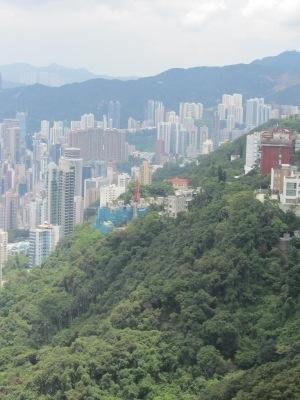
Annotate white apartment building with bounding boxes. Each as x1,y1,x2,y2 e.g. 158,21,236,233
179,102,203,123
217,93,244,131
80,113,95,130
202,139,213,155
60,147,83,197
158,121,182,155
29,223,61,268
71,121,82,131
246,98,272,130
40,120,50,138
46,161,76,237
28,197,47,229
99,185,126,207
280,171,300,205
84,177,105,209
118,173,131,189
244,131,261,174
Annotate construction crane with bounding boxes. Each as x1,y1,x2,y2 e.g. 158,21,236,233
132,180,141,218
132,179,141,204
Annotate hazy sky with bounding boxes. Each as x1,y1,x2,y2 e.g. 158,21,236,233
0,0,299,76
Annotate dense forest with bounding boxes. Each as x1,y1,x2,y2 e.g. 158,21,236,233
1,119,300,399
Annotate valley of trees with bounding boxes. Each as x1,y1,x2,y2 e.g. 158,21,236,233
1,119,300,399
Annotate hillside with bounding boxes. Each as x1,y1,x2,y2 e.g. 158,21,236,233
0,51,300,131
1,120,300,399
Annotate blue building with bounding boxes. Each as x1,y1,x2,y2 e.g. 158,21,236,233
95,205,147,234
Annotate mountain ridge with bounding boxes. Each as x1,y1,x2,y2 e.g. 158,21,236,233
0,51,299,130
0,62,138,88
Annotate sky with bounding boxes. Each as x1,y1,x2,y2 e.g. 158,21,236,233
0,0,299,76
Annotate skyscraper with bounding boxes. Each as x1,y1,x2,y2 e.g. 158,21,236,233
1,191,19,231
140,160,152,186
58,159,76,236
154,101,165,127
47,163,60,226
15,112,27,144
61,148,83,197
67,128,128,163
246,98,272,130
108,101,121,129
40,120,50,139
145,100,155,127
28,197,47,229
217,94,244,131
46,161,76,236
0,120,21,164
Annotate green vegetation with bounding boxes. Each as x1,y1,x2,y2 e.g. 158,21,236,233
1,120,300,398
5,254,28,272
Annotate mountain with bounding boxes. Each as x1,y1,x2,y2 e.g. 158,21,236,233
0,63,137,88
0,63,100,87
1,80,24,89
268,84,300,105
1,117,300,399
252,50,300,71
0,51,299,131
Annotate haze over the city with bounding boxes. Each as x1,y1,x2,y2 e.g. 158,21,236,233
0,0,299,76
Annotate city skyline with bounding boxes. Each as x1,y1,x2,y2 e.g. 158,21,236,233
0,0,299,76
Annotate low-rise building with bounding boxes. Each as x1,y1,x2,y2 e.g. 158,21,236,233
166,195,187,217
167,177,191,190
271,164,297,194
280,171,300,205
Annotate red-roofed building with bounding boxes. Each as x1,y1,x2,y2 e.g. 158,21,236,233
167,177,191,189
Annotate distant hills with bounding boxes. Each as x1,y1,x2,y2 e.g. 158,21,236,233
0,51,299,131
0,63,138,88
0,63,98,87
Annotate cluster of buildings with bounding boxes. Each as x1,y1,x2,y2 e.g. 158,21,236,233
244,128,299,175
95,176,199,234
244,127,300,214
271,164,300,207
129,100,211,160
0,111,136,268
128,97,299,161
0,109,163,268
